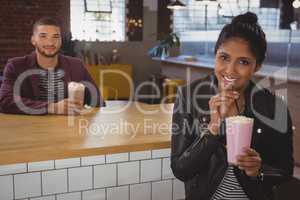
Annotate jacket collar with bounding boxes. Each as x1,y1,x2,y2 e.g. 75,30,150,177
28,52,40,97
28,51,64,69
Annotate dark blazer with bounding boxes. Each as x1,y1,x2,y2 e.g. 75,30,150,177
171,74,294,200
0,52,105,115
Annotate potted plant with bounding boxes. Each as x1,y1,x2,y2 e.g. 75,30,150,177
148,32,180,58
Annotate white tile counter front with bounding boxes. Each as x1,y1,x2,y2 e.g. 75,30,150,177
0,102,183,200
0,148,185,200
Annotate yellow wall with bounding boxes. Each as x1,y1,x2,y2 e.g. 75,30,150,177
86,64,133,100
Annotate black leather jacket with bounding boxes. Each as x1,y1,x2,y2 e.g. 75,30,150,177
171,74,294,200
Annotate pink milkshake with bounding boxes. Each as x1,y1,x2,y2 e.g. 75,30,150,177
226,116,254,165
68,82,85,107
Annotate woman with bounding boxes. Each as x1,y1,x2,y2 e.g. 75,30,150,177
171,12,294,200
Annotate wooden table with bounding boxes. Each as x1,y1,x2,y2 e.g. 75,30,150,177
0,101,173,165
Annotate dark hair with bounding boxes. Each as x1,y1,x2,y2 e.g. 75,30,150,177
214,12,267,65
33,17,61,32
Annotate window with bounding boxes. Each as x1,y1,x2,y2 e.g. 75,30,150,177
71,0,126,41
173,0,280,33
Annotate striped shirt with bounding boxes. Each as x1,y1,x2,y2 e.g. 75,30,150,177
211,165,249,200
38,68,65,103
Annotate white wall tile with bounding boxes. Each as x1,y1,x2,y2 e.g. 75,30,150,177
106,153,128,163
28,161,54,172
130,183,151,200
0,175,13,200
118,161,139,185
69,166,93,192
107,186,129,200
173,179,185,200
129,151,151,161
42,169,67,195
141,159,161,182
55,158,80,169
14,172,41,199
81,155,105,166
30,196,55,200
152,148,171,158
94,164,116,188
0,163,27,175
57,192,81,200
152,180,172,200
82,189,105,200
162,158,175,179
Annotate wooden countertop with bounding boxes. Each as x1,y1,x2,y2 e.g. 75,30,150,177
154,56,300,83
0,101,173,165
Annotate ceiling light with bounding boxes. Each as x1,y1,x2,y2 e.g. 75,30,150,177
167,0,186,10
293,0,300,8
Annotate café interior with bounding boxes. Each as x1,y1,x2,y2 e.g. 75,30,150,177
0,0,300,200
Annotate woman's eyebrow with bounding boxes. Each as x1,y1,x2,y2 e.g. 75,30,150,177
238,56,253,61
217,51,229,56
217,50,254,60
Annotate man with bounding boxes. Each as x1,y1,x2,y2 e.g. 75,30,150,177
0,17,104,115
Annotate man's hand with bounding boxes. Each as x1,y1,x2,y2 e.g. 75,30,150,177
208,91,239,135
237,148,262,177
48,98,84,115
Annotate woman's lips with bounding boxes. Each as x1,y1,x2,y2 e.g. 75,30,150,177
222,75,238,88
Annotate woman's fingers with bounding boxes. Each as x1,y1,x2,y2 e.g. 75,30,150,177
209,93,238,106
237,160,260,168
237,154,261,161
243,148,259,156
208,91,239,134
237,148,261,163
236,148,262,176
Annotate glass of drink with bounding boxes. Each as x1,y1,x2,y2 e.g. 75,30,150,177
226,116,254,165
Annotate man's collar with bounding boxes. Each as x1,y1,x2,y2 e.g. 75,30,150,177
28,51,62,69
28,51,37,68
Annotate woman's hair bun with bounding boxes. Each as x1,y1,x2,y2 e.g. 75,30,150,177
231,12,258,25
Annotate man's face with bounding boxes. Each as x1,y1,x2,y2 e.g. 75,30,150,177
31,25,62,58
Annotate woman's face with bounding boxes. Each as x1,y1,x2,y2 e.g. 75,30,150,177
214,37,260,92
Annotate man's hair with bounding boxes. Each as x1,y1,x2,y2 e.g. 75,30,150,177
33,17,61,33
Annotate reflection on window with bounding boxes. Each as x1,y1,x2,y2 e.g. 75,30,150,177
71,0,125,41
173,0,280,33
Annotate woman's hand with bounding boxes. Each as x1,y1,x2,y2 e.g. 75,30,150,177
208,91,239,135
237,148,262,177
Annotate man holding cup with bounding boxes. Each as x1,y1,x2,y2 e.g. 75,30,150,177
0,17,104,115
